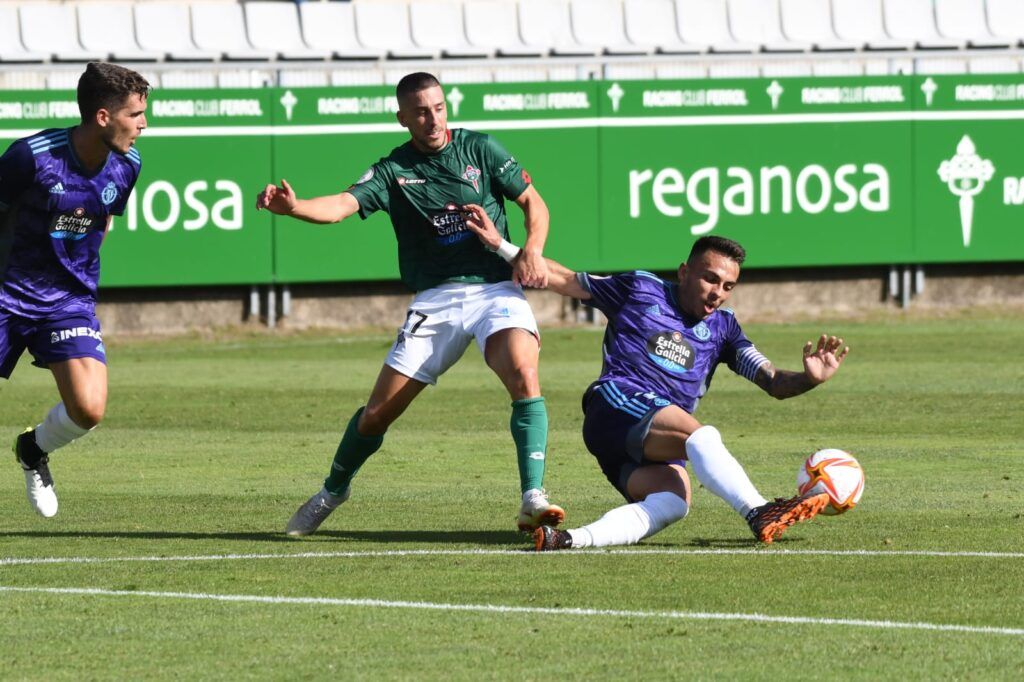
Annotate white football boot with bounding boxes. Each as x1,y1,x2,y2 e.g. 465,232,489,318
285,486,350,537
13,430,58,518
517,488,565,532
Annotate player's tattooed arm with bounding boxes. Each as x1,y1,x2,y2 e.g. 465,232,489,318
754,335,850,400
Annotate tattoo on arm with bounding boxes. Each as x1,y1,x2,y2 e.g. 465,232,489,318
753,362,817,400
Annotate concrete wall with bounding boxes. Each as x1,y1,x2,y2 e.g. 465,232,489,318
95,262,1024,336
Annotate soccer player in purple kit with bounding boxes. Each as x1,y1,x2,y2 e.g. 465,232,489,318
461,204,850,548
0,63,148,517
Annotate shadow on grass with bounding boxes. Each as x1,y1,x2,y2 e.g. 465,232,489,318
686,536,807,548
0,529,524,546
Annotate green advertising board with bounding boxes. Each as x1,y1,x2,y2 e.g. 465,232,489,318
2,73,1023,289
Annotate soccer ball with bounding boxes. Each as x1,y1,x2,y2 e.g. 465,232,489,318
797,449,864,516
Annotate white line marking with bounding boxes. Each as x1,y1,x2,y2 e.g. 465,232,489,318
1,585,1021,637
2,547,1023,568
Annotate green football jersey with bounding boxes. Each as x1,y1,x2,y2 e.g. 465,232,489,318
346,128,530,292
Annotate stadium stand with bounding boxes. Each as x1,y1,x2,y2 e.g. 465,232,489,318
0,0,1021,89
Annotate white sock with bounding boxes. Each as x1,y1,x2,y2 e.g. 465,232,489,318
33,403,91,454
568,492,689,548
685,425,767,518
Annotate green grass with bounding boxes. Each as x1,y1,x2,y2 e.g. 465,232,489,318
1,315,1023,680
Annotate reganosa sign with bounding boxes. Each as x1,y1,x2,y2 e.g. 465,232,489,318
628,163,890,235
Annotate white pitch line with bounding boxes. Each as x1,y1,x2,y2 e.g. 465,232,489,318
1,585,1022,637
2,547,1023,568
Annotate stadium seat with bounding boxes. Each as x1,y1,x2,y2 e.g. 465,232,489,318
624,0,707,54
245,2,329,61
674,0,758,53
779,0,859,52
986,0,1024,47
135,3,218,61
354,1,437,59
409,1,492,58
935,0,1012,49
0,5,47,63
298,2,382,60
881,0,962,50
519,0,601,56
727,0,810,52
191,3,276,61
831,0,911,51
464,1,547,57
19,4,107,62
78,2,163,62
570,0,650,56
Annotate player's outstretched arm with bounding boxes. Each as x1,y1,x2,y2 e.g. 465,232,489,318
753,334,850,400
255,179,360,224
512,185,549,288
461,203,589,300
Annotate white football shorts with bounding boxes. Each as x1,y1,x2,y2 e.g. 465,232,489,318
384,281,539,385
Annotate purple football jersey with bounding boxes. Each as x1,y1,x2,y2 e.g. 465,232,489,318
578,270,768,413
0,128,140,319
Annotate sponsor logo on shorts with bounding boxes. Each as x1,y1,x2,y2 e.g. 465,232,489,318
693,321,711,341
50,326,103,344
646,330,695,375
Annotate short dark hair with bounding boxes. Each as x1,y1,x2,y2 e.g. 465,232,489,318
687,236,746,266
396,72,441,102
77,62,150,122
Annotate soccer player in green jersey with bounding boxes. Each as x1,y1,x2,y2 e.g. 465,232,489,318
257,72,564,536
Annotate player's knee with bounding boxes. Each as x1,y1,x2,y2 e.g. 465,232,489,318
68,400,105,429
507,364,540,398
644,491,689,529
357,404,393,436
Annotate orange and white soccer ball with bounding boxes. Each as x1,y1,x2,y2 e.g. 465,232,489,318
797,449,865,516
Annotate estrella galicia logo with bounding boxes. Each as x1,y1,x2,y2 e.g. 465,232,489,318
462,164,481,192
49,207,94,241
431,201,472,246
693,321,711,341
101,181,118,205
646,331,695,376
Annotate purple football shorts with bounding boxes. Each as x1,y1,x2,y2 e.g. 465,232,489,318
0,309,106,379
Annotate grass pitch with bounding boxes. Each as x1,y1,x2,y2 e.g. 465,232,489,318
1,314,1023,679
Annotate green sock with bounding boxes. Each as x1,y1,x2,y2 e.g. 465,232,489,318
323,407,383,496
511,396,548,494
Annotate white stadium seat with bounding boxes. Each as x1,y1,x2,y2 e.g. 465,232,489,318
19,4,107,62
299,2,382,60
409,1,492,58
624,0,707,55
78,2,163,62
675,0,758,53
135,3,218,61
727,0,810,52
519,0,601,56
832,0,911,51
464,0,546,57
354,1,436,59
0,5,47,63
935,0,1011,49
191,3,275,61
779,0,859,51
571,0,650,56
245,2,329,61
986,0,1024,46
881,0,962,50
